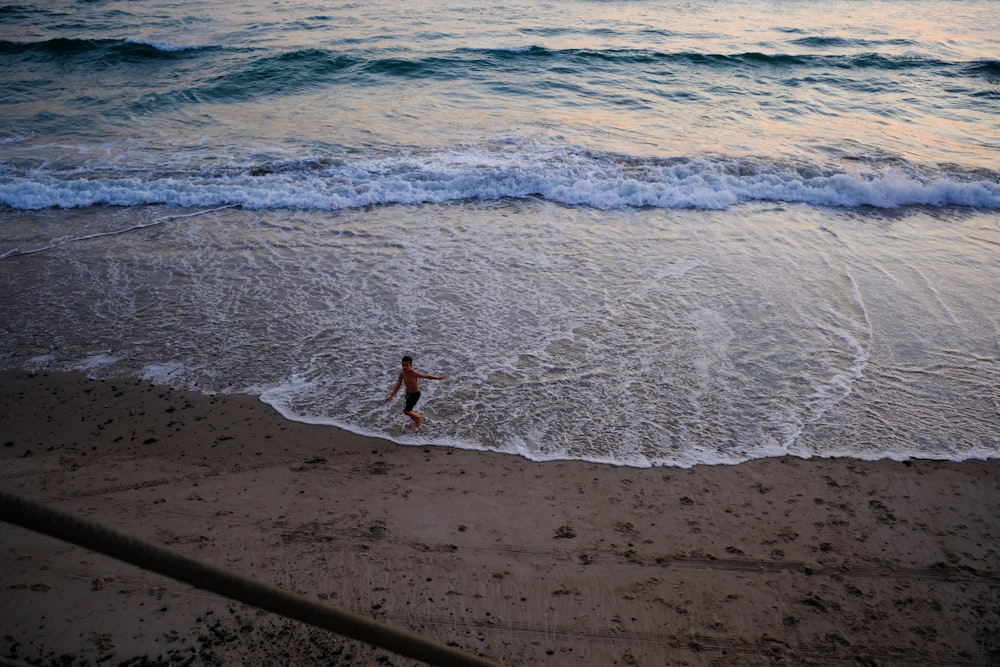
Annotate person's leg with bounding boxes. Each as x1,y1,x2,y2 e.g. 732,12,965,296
404,392,422,429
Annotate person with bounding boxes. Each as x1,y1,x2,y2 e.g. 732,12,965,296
385,355,445,429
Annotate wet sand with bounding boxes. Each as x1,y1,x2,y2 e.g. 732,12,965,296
1,370,998,666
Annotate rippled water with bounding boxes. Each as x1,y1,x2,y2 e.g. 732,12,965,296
1,0,997,465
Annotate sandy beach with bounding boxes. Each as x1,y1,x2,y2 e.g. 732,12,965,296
1,370,998,666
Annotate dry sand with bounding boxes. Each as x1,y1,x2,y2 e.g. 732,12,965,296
1,370,998,666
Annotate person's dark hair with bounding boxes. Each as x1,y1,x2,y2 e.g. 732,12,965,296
402,355,413,364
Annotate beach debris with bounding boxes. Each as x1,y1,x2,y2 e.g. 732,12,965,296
614,521,639,537
554,525,576,539
869,499,898,525
367,461,390,475
800,592,840,613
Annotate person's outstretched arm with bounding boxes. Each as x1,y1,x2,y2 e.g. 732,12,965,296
385,373,403,402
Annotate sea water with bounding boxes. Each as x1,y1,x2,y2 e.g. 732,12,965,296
1,0,997,466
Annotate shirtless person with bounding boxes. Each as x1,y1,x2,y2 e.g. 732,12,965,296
385,355,445,429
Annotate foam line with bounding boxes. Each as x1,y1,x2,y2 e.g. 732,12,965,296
0,205,237,261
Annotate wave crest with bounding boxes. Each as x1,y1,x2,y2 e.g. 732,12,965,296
2,147,998,211
0,36,215,61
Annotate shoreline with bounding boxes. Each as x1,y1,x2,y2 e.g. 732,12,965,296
2,370,998,665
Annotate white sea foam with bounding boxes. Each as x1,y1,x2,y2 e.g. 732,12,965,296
70,353,123,375
1,151,998,212
25,353,57,367
139,362,186,385
123,37,206,52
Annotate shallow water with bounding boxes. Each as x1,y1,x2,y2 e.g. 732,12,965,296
1,201,996,466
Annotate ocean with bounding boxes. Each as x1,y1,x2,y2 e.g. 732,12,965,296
1,0,997,467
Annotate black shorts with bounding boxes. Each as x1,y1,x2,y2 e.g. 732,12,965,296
403,391,421,413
